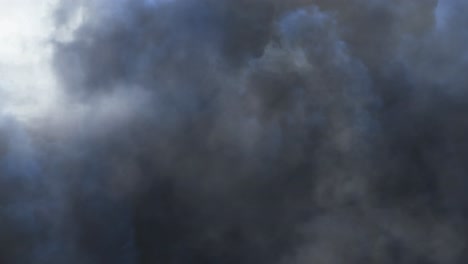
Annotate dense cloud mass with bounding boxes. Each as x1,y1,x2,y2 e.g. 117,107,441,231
2,0,468,263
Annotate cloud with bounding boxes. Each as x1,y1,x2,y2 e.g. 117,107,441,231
2,0,468,263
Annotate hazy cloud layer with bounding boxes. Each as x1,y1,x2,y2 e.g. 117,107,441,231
1,0,468,263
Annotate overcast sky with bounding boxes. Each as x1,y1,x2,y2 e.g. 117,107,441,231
0,0,459,121
2,1,468,263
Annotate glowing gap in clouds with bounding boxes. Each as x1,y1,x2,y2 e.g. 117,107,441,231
0,0,60,121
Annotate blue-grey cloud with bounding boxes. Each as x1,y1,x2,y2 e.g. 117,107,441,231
2,0,468,263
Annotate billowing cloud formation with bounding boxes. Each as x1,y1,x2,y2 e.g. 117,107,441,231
2,0,468,263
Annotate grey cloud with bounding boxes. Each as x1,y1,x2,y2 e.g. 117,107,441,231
2,0,468,263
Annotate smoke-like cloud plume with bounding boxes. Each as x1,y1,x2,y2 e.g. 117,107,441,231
2,0,468,263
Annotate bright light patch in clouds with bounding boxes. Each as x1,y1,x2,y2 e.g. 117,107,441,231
0,0,59,121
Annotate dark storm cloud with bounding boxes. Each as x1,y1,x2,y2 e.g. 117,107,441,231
2,0,468,263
